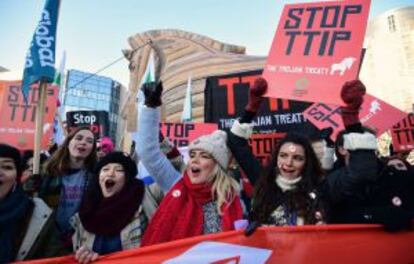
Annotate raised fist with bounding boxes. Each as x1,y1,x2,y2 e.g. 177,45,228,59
341,80,366,110
245,77,268,113
340,80,366,128
141,81,163,108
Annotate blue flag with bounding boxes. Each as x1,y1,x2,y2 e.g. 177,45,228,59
22,0,60,103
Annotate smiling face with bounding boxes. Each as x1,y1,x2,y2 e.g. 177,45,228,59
277,142,306,180
99,163,126,198
0,157,17,200
186,149,217,184
68,129,95,160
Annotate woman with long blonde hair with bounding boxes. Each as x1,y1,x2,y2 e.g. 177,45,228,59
136,82,243,246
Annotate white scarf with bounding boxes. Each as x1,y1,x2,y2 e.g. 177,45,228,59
276,175,302,192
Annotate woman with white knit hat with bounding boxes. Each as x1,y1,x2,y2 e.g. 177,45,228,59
136,82,243,246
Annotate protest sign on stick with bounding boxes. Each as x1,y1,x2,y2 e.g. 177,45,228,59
0,81,58,150
304,94,407,140
161,122,218,147
263,0,371,105
66,110,110,139
391,113,414,152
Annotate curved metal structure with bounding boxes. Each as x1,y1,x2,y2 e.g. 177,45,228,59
122,29,266,130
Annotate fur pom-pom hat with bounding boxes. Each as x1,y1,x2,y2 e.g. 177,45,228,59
188,130,231,170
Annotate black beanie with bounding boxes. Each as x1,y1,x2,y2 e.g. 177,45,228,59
95,152,137,180
0,143,22,182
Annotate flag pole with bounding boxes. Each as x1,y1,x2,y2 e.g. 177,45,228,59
33,80,48,175
56,113,67,136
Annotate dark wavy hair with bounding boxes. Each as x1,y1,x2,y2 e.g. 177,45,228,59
44,127,97,177
251,133,324,224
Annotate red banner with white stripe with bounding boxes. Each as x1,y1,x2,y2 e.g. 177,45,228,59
21,225,414,264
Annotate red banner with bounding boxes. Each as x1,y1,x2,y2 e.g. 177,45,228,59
161,122,218,147
21,225,414,264
0,80,58,150
391,113,414,152
303,94,407,140
263,0,371,105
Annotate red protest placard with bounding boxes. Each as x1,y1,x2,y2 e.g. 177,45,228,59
391,113,414,152
0,81,58,150
263,0,371,105
161,122,218,147
303,93,407,140
0,82,5,107
248,133,286,165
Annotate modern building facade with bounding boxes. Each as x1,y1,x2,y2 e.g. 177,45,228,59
62,69,124,146
360,6,414,112
120,29,265,151
122,29,266,124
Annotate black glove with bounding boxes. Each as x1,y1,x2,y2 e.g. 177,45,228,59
371,206,412,232
320,127,334,147
244,221,261,237
141,81,163,108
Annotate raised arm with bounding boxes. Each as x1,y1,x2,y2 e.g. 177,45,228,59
227,77,268,186
136,82,180,193
325,80,378,203
326,134,379,204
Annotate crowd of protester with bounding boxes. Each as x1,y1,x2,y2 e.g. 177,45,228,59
0,78,413,263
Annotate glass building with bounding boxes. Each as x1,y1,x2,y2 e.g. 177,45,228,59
62,69,121,144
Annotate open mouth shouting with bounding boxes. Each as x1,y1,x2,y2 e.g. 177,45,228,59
76,146,88,155
190,166,201,177
187,149,217,184
99,163,126,198
280,166,296,175
105,179,116,189
100,177,123,197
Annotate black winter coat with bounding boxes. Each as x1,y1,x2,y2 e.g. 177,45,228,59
325,150,414,230
227,130,326,225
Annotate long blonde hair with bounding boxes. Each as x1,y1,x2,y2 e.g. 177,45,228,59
209,165,240,215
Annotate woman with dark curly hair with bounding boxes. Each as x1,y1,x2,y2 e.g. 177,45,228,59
249,133,325,225
227,78,326,227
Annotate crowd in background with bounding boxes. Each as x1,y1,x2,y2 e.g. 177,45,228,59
0,78,413,263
